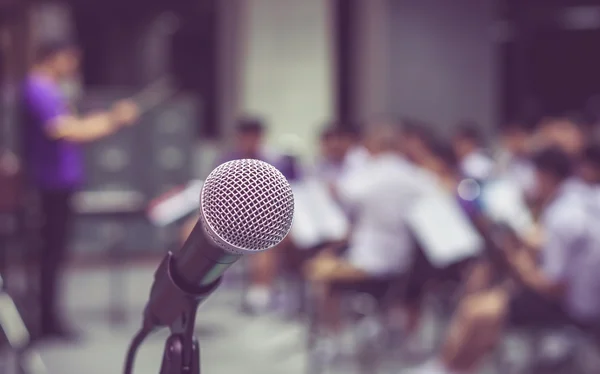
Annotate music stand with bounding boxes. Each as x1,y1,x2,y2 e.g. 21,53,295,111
71,190,146,325
0,275,47,374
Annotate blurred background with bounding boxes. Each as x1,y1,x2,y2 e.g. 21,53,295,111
2,0,600,373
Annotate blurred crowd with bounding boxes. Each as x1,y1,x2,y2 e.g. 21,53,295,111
190,113,600,373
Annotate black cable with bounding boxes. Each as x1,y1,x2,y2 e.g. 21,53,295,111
123,327,151,374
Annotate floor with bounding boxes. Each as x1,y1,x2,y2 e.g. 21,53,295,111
3,262,598,374
4,264,310,374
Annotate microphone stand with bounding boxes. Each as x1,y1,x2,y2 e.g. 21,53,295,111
156,251,223,374
159,305,201,374
124,252,222,374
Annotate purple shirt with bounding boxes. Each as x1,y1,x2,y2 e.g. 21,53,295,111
22,75,84,190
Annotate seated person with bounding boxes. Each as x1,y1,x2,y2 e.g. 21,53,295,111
493,121,536,197
339,123,369,174
397,118,435,168
418,145,600,374
402,136,487,347
183,117,282,313
304,123,438,353
311,121,363,182
530,115,588,158
214,116,279,164
452,120,495,181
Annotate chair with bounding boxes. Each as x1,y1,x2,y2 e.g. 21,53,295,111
303,241,475,374
494,320,600,374
304,273,409,374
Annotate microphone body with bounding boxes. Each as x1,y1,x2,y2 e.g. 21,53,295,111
140,158,295,330
143,221,240,329
125,159,294,374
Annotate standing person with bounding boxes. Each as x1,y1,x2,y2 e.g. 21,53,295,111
21,39,139,340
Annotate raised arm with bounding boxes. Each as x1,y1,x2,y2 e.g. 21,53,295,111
25,83,139,143
47,100,139,143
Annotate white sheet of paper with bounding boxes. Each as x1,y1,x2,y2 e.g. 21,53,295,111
290,183,323,248
304,180,349,241
481,179,535,238
407,190,483,268
289,179,349,248
148,180,203,226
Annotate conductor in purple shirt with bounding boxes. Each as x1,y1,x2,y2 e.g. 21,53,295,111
21,40,139,340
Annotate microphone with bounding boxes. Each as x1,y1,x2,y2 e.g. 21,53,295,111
124,159,294,374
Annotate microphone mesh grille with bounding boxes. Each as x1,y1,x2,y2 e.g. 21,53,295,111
200,159,295,254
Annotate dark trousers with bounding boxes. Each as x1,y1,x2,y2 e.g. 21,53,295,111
39,190,74,330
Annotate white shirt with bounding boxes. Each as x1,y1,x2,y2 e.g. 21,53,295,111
540,179,600,321
505,158,536,197
337,153,438,276
343,146,370,174
461,150,495,181
331,146,373,217
494,149,536,196
312,159,344,185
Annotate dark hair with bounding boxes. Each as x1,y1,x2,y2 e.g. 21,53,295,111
501,120,531,134
581,142,600,170
34,39,77,64
455,120,484,144
531,146,573,182
426,136,459,171
320,121,362,140
400,118,432,141
536,113,590,133
320,126,338,140
343,122,362,139
236,117,265,134
564,111,593,130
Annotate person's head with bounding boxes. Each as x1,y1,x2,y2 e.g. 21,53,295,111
422,136,459,179
319,124,346,163
452,120,485,159
235,117,266,157
533,115,587,157
362,122,401,156
398,118,433,164
578,142,600,185
339,123,362,151
33,40,80,79
531,146,573,201
500,120,531,155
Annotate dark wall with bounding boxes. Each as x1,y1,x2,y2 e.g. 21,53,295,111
70,0,219,136
502,1,600,122
387,0,498,133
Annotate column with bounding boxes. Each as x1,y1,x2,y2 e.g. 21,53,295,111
351,0,391,123
239,0,335,161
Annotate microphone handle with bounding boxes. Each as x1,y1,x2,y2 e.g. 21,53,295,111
173,219,241,288
143,219,240,328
